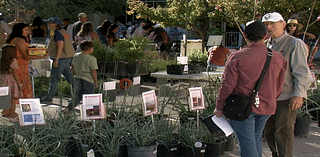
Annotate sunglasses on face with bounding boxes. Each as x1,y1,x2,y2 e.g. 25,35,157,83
288,24,297,27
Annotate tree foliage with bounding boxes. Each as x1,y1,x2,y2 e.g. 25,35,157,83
128,0,226,52
0,0,127,22
128,0,320,49
208,0,320,35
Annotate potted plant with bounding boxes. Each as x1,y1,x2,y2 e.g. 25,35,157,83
187,50,208,73
155,119,179,157
80,118,127,157
123,115,158,157
199,123,226,157
294,98,313,138
114,36,152,75
188,51,203,73
178,121,207,157
167,57,185,75
91,40,118,74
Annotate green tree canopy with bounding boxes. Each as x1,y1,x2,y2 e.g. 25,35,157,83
129,0,320,49
0,0,127,23
128,0,226,52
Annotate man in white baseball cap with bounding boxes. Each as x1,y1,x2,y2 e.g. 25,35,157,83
262,12,312,157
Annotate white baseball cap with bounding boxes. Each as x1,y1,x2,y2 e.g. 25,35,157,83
262,12,284,22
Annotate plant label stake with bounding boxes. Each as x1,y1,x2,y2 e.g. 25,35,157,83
188,87,206,131
151,114,155,130
92,119,96,132
197,109,200,130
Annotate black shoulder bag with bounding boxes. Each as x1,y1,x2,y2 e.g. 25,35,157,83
223,48,273,121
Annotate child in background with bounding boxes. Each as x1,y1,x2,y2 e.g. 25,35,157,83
0,45,23,122
65,40,98,113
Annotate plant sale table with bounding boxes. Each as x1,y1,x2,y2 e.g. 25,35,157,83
150,69,224,87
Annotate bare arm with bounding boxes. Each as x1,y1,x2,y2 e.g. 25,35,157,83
91,69,98,88
70,64,75,75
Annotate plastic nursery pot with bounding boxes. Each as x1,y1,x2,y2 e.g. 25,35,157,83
180,143,207,157
157,143,179,157
127,144,157,157
294,116,311,138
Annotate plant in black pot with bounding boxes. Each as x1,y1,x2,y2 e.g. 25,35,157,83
187,50,208,73
294,97,317,138
91,40,119,74
81,118,127,157
199,123,227,157
155,119,179,157
188,51,203,74
123,115,158,157
167,57,185,75
178,121,207,157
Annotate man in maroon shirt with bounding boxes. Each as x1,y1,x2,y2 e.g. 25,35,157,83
214,21,287,157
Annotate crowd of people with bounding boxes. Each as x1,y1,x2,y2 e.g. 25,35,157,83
0,11,315,157
0,12,185,119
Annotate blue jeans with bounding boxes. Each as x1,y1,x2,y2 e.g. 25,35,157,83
46,58,74,99
68,78,94,111
230,113,270,157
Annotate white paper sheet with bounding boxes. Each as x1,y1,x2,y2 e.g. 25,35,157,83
133,76,141,85
212,115,234,137
177,57,188,65
0,87,9,96
81,94,105,120
19,98,45,126
142,90,158,116
103,81,116,90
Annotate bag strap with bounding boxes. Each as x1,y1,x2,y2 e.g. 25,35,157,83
253,48,273,93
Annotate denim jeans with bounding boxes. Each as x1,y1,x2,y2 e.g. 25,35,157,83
68,78,94,111
230,113,270,157
264,99,296,157
46,58,74,99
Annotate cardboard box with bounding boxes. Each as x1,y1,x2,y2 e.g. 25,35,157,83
28,47,47,56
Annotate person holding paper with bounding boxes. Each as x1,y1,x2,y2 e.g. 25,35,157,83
0,45,23,122
6,23,48,99
64,40,98,113
214,21,287,157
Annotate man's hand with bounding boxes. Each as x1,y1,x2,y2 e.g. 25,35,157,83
53,59,59,67
290,96,304,110
214,108,223,117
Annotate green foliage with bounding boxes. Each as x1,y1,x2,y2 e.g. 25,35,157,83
155,119,179,145
23,0,127,22
123,115,157,147
178,121,203,148
167,57,181,65
91,41,118,61
149,59,168,72
34,76,50,98
199,123,225,144
128,0,224,52
188,50,208,63
114,36,152,62
34,76,71,98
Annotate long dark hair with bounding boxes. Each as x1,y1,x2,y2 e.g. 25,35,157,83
1,45,17,74
78,22,94,37
108,24,118,33
32,16,43,27
6,22,29,43
286,25,299,37
99,20,112,36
